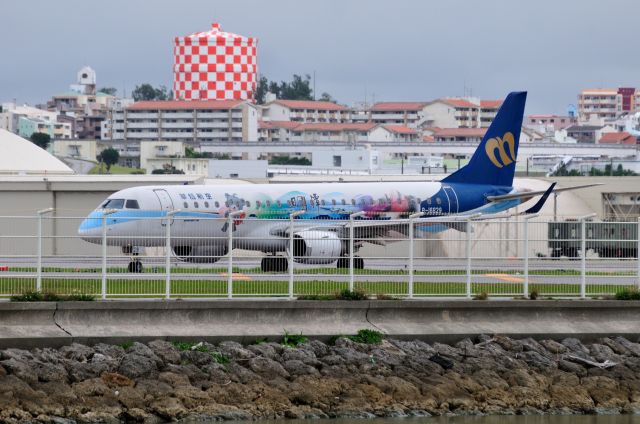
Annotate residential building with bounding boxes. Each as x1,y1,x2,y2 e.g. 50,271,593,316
598,131,637,145
369,102,428,128
0,103,58,133
433,128,487,143
525,114,578,133
101,98,135,140
565,124,616,144
287,122,417,143
382,125,420,142
576,88,640,120
119,99,259,142
17,117,72,140
258,121,300,142
52,139,98,160
145,158,209,175
262,99,350,123
421,98,502,128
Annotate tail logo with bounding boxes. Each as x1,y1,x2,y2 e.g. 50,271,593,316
485,132,516,168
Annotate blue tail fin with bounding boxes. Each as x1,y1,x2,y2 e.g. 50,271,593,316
443,91,527,187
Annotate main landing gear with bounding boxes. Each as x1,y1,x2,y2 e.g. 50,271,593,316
336,257,364,269
123,245,143,273
128,260,143,273
261,256,288,272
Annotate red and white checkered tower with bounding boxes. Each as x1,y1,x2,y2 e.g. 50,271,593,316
173,22,258,101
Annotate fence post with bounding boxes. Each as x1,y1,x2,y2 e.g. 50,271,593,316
408,212,425,298
36,208,54,292
579,213,596,299
227,211,242,299
349,211,366,292
522,214,539,298
101,209,117,300
465,216,473,299
288,210,305,299
164,210,180,300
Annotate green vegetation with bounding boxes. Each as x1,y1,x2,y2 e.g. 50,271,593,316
269,156,311,166
151,164,185,174
119,341,134,350
615,288,640,300
473,291,489,300
349,329,384,344
96,147,120,173
172,341,229,363
9,290,95,302
132,83,171,101
98,87,117,96
553,162,637,177
30,132,51,150
254,74,326,104
529,290,539,300
0,277,635,299
336,288,368,300
282,331,308,348
89,164,145,175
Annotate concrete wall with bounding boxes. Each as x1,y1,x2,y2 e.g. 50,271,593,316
1,300,639,348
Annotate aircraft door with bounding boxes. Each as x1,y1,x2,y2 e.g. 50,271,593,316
154,189,174,225
442,186,459,214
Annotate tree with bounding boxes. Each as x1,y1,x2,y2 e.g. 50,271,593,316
97,147,120,172
98,87,117,96
30,132,51,149
319,92,336,102
151,163,185,174
254,74,324,104
132,84,170,101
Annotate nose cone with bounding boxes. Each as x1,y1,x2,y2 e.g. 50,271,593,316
78,211,104,243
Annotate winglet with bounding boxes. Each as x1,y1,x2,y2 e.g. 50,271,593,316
524,182,556,214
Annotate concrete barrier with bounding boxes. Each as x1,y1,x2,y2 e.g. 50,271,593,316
0,300,639,348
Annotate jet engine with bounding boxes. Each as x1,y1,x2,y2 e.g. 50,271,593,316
291,230,343,264
172,245,228,263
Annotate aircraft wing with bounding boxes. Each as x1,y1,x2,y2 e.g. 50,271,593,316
485,183,603,202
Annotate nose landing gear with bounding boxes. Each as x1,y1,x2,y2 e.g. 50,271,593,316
123,245,144,273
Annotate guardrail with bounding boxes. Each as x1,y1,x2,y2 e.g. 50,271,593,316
0,213,637,299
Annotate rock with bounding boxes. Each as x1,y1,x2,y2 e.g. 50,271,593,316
282,347,319,366
147,340,181,364
180,350,214,367
519,350,557,371
429,354,454,370
117,351,158,379
303,340,330,357
33,360,68,382
151,397,187,420
248,357,290,379
561,338,591,358
558,360,587,377
589,343,622,363
433,342,463,360
388,339,435,356
600,337,632,356
332,347,370,365
283,359,320,377
614,337,640,357
217,341,255,361
159,371,192,388
539,339,567,354
126,342,163,367
93,343,125,361
59,343,94,362
0,358,38,384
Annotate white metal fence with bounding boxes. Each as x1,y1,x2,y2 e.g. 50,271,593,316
0,212,638,299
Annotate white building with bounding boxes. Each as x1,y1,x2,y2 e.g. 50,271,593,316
369,102,428,128
0,103,59,133
311,148,380,172
422,98,502,128
261,99,351,123
209,159,269,179
0,129,74,175
287,123,418,143
114,99,258,142
258,121,301,142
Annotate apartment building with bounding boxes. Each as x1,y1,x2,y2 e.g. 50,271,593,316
115,99,258,142
421,98,502,129
525,114,578,132
258,121,301,142
369,102,428,128
576,88,640,120
262,100,351,123
17,116,73,140
565,124,616,144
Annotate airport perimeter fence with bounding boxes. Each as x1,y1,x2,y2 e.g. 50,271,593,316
0,211,638,299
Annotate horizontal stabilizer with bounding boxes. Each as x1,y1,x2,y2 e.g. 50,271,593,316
486,183,603,202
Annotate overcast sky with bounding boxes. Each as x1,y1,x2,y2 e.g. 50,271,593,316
2,0,638,114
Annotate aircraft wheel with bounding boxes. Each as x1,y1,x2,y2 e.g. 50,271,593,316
336,258,349,268
128,260,143,273
354,257,365,270
261,257,288,272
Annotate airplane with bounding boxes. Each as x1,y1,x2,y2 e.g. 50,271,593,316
78,91,597,273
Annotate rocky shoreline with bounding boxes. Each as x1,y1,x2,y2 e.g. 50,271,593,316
1,335,640,423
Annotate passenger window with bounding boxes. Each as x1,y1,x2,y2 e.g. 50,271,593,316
183,202,188,208
256,200,262,208
266,200,271,207
332,199,337,206
321,199,326,206
246,201,251,207
194,202,199,208
427,198,432,205
204,201,209,208
276,200,281,207
215,201,220,208
351,199,356,205
341,199,346,205
125,199,140,209
436,198,442,205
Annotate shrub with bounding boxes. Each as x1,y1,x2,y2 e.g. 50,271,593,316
473,291,489,300
211,351,229,364
349,329,384,344
282,331,308,348
529,290,538,300
119,341,134,350
173,341,208,352
9,291,94,302
615,288,640,300
297,294,334,300
336,288,368,300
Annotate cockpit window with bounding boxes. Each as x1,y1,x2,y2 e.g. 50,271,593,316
125,199,140,209
102,199,125,209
